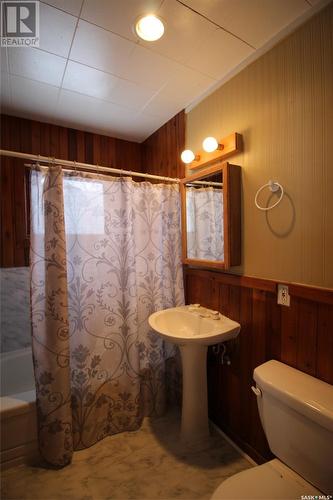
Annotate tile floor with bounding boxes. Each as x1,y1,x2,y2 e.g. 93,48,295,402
1,412,251,500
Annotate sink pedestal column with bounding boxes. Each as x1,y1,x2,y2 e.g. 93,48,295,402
179,344,209,444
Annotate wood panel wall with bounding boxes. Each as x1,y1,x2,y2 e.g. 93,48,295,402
141,111,185,179
184,267,333,463
0,114,142,267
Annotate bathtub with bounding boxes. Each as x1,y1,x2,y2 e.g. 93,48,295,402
0,347,39,469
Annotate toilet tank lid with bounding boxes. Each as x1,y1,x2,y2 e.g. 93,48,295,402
254,360,333,432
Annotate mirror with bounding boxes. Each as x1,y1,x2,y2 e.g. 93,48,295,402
180,162,241,269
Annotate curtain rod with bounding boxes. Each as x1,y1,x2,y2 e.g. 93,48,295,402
0,149,180,183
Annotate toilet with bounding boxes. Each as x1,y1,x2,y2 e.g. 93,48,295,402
212,360,333,499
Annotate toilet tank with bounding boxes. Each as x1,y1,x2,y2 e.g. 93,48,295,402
253,360,333,494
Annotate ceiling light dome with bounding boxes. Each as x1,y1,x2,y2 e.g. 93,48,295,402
135,15,165,41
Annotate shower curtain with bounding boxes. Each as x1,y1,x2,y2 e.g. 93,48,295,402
30,166,184,467
186,187,224,261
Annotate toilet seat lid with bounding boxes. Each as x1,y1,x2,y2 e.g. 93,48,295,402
211,459,321,500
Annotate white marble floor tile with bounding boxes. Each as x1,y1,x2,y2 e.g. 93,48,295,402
1,411,251,499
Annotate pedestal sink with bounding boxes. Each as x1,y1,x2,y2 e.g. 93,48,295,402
149,305,240,445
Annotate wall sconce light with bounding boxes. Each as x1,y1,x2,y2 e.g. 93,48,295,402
181,149,200,164
202,136,223,153
180,133,241,171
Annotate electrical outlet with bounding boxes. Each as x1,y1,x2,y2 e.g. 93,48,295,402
277,284,290,307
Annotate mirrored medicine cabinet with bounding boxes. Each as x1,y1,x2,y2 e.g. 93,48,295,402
180,162,241,270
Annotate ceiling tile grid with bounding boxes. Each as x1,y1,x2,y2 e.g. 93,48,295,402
0,0,323,142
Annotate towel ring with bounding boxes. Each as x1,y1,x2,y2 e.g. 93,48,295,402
255,180,284,211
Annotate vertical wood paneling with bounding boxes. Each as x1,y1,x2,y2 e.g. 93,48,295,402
20,119,32,153
31,120,40,152
0,115,143,267
1,159,15,266
68,128,77,161
265,292,281,360
50,125,60,158
40,123,51,156
184,268,333,462
280,303,299,367
93,134,101,165
238,287,254,444
317,304,333,383
142,111,185,179
250,289,269,455
13,163,27,266
76,130,85,163
58,127,68,159
84,132,94,164
296,299,318,375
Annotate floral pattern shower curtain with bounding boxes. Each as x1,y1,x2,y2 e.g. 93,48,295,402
30,166,184,467
186,187,224,261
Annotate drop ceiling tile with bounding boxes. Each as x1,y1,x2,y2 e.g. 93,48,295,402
111,112,169,142
9,74,59,119
8,48,66,86
62,60,157,111
42,0,83,17
81,0,163,42
70,20,135,76
139,0,216,64
140,65,215,116
120,44,181,90
62,60,120,100
57,88,134,131
160,65,216,103
182,0,310,48
108,79,158,111
39,3,77,57
140,92,184,119
187,27,253,80
56,89,166,141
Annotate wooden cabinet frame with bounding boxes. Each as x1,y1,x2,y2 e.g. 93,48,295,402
180,161,241,270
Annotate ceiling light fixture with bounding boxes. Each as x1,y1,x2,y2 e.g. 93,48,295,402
202,136,223,153
181,150,200,164
135,14,165,41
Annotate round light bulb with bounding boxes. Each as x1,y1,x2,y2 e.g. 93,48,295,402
135,15,165,41
181,150,195,164
202,136,219,153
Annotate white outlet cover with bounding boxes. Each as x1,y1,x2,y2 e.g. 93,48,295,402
277,284,290,307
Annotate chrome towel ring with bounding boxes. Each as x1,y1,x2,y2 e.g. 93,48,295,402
255,180,284,211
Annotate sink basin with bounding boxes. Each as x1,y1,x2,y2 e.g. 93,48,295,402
149,306,240,345
149,305,240,445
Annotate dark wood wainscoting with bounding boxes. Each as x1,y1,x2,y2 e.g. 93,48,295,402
184,267,333,463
